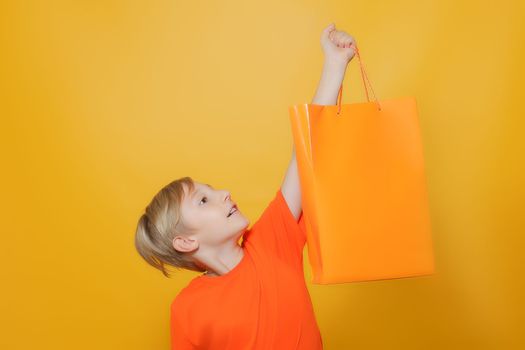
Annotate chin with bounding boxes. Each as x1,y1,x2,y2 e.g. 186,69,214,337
236,219,250,234
235,219,249,229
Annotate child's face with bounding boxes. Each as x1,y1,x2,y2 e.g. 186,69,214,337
175,181,250,250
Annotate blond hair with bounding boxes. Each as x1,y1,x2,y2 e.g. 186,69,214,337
134,176,206,277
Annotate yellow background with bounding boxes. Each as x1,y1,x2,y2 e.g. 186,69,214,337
1,0,523,349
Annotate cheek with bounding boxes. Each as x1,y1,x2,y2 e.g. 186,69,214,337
179,215,199,231
180,208,206,230
203,210,228,224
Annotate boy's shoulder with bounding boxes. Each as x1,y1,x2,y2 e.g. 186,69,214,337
171,277,204,311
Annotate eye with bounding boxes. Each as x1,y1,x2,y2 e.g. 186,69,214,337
199,196,207,205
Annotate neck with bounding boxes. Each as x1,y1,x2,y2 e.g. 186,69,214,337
199,241,245,277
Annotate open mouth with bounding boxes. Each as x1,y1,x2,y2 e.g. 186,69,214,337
227,204,238,217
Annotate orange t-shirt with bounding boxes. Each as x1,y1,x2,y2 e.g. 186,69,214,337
170,188,323,349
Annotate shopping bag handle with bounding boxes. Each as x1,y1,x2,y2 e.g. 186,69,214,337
337,44,382,114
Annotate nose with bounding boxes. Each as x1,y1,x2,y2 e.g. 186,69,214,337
224,190,231,202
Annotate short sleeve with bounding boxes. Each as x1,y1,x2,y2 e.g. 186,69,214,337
242,188,307,261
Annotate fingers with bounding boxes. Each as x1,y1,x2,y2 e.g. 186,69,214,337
321,23,357,50
330,31,356,48
321,23,336,42
342,36,356,48
324,22,335,33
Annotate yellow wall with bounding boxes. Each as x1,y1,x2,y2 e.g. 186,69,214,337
1,0,523,349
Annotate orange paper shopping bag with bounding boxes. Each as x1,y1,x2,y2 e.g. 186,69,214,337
289,45,435,284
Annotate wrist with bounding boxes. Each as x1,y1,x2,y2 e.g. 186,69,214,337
320,60,346,86
319,61,345,90
323,58,348,74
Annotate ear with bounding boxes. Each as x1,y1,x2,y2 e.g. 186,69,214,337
172,235,199,253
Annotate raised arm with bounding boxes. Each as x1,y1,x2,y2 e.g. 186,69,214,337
281,23,357,220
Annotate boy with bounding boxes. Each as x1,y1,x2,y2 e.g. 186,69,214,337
135,22,357,349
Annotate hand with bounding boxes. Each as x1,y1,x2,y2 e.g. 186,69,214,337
320,23,357,67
